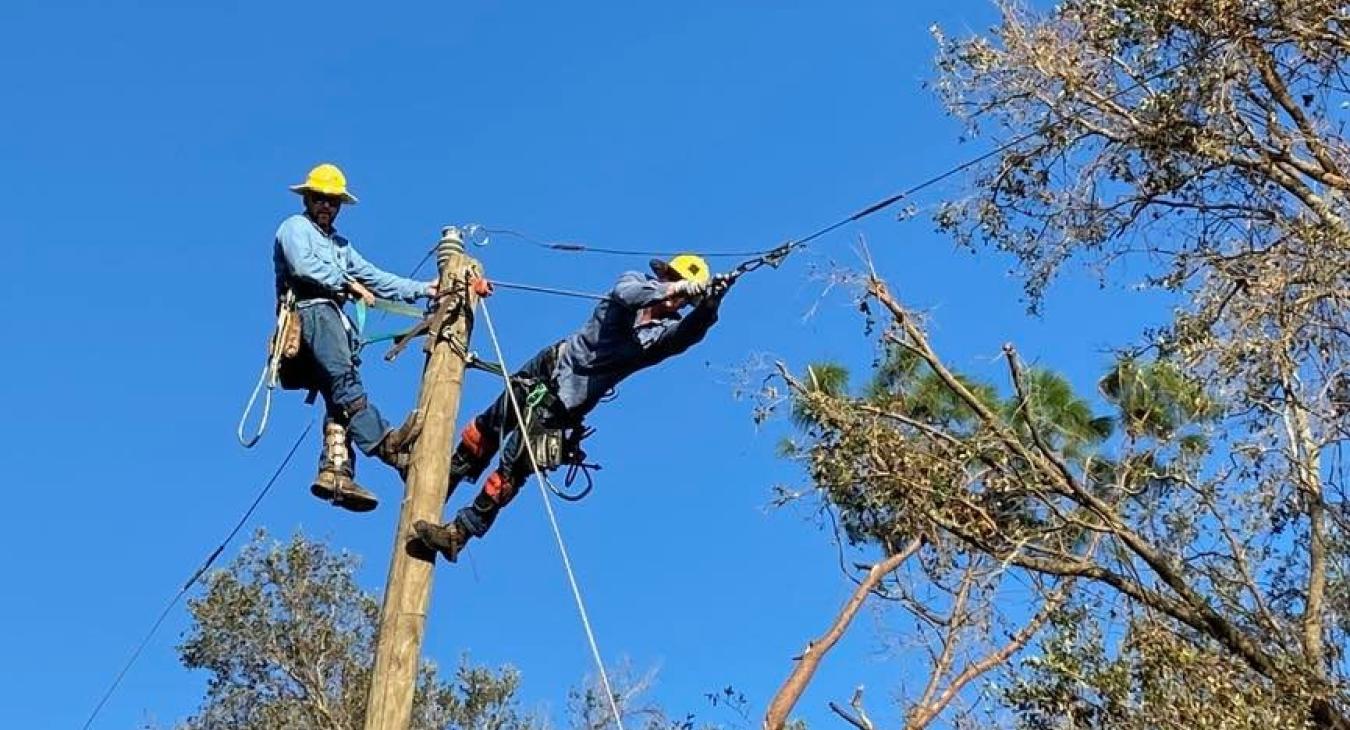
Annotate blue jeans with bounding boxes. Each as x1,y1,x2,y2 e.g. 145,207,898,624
279,302,391,454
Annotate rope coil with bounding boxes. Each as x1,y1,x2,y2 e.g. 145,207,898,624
237,292,297,448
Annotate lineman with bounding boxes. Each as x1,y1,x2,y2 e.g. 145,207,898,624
413,254,734,562
273,163,435,512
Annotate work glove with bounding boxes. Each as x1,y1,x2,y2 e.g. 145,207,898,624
707,274,735,299
669,278,709,299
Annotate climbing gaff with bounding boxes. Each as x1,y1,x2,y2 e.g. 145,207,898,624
237,292,298,448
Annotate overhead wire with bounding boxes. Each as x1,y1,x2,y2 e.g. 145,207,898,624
80,420,315,730
754,44,1228,270
489,280,609,302
480,227,775,258
457,43,1226,290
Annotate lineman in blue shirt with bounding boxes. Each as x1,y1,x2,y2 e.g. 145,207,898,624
274,164,436,512
413,254,733,562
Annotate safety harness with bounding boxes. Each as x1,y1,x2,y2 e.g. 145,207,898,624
236,291,429,448
520,381,601,502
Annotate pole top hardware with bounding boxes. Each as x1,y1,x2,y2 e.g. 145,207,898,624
439,226,465,253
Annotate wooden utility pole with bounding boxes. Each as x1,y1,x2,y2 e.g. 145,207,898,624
364,226,479,730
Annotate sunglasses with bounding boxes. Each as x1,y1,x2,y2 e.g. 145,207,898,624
307,193,343,207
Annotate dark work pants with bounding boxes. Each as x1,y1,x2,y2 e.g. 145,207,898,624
453,341,572,536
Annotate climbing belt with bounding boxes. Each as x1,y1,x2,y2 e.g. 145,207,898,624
236,294,429,448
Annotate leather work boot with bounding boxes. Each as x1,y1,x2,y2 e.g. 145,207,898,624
412,520,469,563
375,409,424,477
311,421,379,512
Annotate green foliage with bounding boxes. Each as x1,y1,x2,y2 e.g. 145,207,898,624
175,530,537,730
776,0,1350,724
759,1,1350,727
1098,358,1214,440
1011,368,1115,460
781,350,1119,552
1006,605,1317,730
789,362,851,430
867,346,1002,428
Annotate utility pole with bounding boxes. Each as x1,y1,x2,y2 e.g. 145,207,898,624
365,226,479,730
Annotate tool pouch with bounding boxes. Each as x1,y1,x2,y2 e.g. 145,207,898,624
272,299,302,360
279,315,301,359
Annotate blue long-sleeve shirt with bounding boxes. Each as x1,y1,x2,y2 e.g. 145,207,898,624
553,271,720,413
272,214,426,306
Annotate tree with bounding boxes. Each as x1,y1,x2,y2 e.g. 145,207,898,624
764,333,1106,730
175,530,538,730
764,1,1350,726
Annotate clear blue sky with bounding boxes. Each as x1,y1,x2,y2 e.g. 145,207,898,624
2,2,1166,728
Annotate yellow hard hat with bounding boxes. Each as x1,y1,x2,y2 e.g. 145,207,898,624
289,163,358,204
649,254,711,285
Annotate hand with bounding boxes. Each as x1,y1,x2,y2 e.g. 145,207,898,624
707,274,735,299
347,279,376,306
669,278,709,299
425,281,439,299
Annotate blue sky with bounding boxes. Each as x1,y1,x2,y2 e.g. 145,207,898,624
2,2,1169,728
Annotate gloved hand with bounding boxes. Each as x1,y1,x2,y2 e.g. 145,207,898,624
707,274,735,299
669,278,709,299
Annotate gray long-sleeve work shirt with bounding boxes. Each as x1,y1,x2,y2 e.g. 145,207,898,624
553,271,719,413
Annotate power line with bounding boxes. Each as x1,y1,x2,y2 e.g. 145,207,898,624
762,42,1226,266
466,43,1226,280
480,227,776,259
80,420,315,730
489,279,609,302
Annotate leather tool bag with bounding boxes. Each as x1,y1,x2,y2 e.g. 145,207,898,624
270,293,302,360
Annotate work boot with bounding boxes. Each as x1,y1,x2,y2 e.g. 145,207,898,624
375,409,424,477
412,519,470,563
311,471,380,513
312,422,379,512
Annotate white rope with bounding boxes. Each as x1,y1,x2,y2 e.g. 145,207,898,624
477,298,627,730
236,295,295,448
